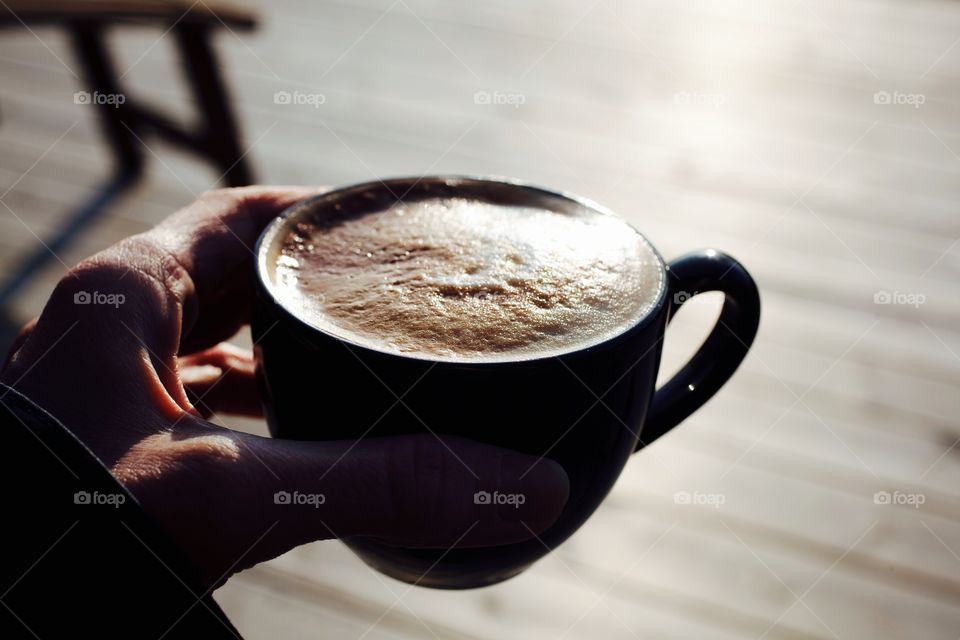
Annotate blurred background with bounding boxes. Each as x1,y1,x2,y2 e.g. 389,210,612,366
1,0,959,637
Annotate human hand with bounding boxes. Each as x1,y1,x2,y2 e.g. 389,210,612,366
1,187,569,588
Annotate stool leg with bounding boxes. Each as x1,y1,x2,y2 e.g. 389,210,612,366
176,23,255,187
70,22,145,178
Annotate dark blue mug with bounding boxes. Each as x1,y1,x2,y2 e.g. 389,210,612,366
252,176,761,588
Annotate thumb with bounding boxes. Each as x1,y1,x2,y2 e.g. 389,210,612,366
124,427,569,588
257,433,570,550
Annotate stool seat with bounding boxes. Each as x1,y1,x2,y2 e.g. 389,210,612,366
0,0,255,29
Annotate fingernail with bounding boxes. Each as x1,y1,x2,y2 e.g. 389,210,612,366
496,454,569,525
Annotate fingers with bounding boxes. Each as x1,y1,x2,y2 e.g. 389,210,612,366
179,342,263,418
33,186,322,353
234,433,569,582
4,187,324,423
118,426,569,588
261,433,569,547
145,186,327,354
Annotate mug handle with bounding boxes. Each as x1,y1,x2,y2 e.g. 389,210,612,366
636,250,761,451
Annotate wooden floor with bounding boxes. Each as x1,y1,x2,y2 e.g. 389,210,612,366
2,0,960,637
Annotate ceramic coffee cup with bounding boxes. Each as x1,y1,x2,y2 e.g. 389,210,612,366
251,176,761,588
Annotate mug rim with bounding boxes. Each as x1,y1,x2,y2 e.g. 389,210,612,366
253,175,669,365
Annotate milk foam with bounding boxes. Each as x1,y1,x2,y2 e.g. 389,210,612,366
271,196,663,361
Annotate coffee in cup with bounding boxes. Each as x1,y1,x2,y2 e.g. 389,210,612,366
271,194,663,361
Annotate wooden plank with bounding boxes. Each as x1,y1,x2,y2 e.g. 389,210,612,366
239,540,751,640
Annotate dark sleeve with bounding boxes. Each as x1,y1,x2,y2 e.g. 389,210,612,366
0,384,242,639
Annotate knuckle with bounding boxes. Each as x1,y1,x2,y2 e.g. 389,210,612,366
127,236,192,303
50,253,127,307
191,187,272,239
43,236,191,357
70,252,128,282
197,186,264,214
61,235,190,305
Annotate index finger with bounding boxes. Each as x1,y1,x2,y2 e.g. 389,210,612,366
3,187,327,431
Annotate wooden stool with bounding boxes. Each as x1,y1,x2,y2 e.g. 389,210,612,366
0,0,258,304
